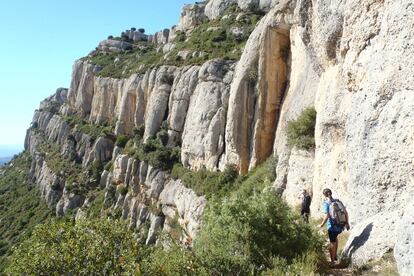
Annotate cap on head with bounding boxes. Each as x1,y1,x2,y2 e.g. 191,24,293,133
323,188,332,197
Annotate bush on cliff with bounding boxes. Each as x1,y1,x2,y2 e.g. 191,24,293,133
171,163,239,198
152,157,323,275
115,134,129,148
6,219,140,275
193,187,324,274
287,106,317,150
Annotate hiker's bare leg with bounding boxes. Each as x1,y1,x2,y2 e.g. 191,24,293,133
329,241,337,262
333,239,338,260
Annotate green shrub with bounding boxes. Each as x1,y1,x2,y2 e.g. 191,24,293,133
133,124,145,139
104,160,114,171
63,115,114,141
287,107,317,150
218,164,238,185
118,185,128,196
171,157,276,199
175,31,186,42
39,102,60,114
86,6,264,79
5,219,140,275
261,252,319,275
171,163,239,198
116,135,129,148
87,190,105,218
141,239,208,276
143,138,160,153
156,129,169,146
90,160,103,182
194,191,324,275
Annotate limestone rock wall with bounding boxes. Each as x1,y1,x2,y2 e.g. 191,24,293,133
181,59,234,170
253,0,413,271
25,89,114,216
100,154,206,245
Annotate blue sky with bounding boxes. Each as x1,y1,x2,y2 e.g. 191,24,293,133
0,0,192,149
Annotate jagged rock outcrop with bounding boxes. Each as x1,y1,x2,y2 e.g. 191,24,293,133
205,0,278,19
56,189,85,217
66,60,101,116
28,154,64,207
205,0,236,19
83,137,114,166
103,154,206,245
210,0,413,271
39,88,68,110
282,148,314,206
176,2,207,32
159,179,206,240
97,39,133,53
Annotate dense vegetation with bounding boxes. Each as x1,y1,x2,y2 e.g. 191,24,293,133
0,154,54,272
4,155,324,275
5,219,140,275
287,106,317,150
63,115,115,142
123,124,181,171
37,141,104,196
86,4,264,78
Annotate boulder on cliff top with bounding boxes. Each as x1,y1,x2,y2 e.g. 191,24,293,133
98,39,133,53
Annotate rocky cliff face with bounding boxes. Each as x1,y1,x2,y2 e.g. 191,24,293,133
24,0,413,273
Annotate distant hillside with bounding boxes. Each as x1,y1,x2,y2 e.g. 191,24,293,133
0,157,12,166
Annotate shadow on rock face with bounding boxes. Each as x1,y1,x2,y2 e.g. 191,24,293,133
343,222,373,258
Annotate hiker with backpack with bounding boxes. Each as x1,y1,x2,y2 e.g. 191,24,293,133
300,189,312,223
318,188,350,265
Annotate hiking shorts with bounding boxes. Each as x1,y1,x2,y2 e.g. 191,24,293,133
328,229,341,243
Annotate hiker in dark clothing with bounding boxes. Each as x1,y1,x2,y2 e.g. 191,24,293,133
300,189,312,223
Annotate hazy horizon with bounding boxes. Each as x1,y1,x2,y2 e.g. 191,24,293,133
0,145,24,158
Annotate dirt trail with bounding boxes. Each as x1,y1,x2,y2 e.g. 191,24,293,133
321,240,354,276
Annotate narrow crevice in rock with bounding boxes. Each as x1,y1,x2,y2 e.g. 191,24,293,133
252,26,291,168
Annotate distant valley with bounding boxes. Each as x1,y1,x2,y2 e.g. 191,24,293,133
0,145,23,166
0,156,12,166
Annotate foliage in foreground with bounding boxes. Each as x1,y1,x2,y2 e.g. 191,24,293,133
287,106,317,150
143,157,323,275
5,156,324,275
193,190,324,274
0,154,53,272
5,219,140,275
